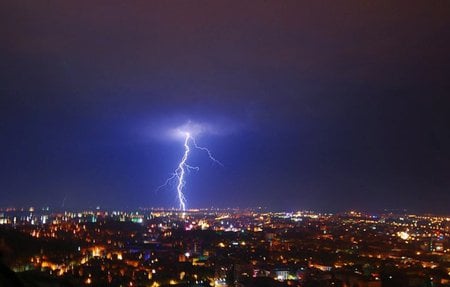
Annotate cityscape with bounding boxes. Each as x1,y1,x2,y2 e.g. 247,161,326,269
2,1,450,287
1,207,450,286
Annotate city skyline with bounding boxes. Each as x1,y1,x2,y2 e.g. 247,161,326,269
1,1,450,213
1,206,450,286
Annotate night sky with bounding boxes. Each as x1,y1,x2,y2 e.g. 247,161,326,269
1,1,450,213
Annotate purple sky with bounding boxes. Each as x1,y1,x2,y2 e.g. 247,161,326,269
1,1,450,213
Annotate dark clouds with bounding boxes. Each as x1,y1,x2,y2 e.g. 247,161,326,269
1,1,450,212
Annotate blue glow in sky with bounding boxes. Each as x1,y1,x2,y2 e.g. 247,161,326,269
1,1,450,213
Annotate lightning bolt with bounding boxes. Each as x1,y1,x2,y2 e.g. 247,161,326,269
158,132,222,211
191,137,224,167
